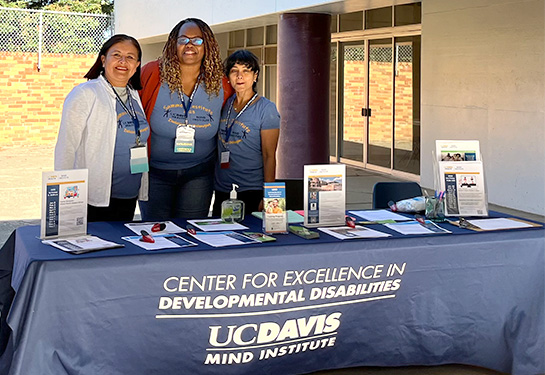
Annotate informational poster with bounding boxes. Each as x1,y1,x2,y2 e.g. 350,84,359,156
439,161,488,217
41,169,88,239
304,164,346,227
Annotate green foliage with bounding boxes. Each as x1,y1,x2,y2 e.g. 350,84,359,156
0,0,114,15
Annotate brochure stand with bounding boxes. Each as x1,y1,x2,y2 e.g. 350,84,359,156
303,164,346,227
263,182,288,234
433,140,488,217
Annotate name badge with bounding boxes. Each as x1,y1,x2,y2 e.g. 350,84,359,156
130,144,149,174
175,126,195,153
220,151,230,169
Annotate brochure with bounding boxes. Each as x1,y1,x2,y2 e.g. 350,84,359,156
122,233,198,251
263,182,288,234
439,161,488,217
124,221,186,235
435,140,481,162
289,225,320,239
186,219,248,232
42,235,123,254
41,169,88,239
187,231,260,247
252,210,304,223
304,164,346,228
318,225,390,240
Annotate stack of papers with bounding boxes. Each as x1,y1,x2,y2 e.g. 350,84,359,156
42,235,124,254
187,231,260,247
383,220,451,235
187,219,248,231
121,234,197,251
318,226,391,240
348,209,410,223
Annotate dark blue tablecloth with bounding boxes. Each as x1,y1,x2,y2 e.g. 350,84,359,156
1,214,543,375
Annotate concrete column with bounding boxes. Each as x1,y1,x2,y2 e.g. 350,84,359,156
277,13,331,179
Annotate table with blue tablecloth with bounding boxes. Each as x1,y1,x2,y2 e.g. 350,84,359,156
0,214,543,375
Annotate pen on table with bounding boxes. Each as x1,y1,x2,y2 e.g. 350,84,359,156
345,215,356,228
151,222,167,232
140,230,155,243
186,224,196,235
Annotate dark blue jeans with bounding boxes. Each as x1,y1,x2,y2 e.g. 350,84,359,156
139,161,214,220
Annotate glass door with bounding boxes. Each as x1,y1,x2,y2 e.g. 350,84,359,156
367,38,393,168
393,36,421,174
340,41,367,162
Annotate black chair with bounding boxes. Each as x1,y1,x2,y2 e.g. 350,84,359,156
372,182,423,209
275,179,304,211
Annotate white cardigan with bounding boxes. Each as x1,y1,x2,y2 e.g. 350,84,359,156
54,75,148,207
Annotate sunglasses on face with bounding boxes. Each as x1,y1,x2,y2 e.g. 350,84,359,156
177,36,204,46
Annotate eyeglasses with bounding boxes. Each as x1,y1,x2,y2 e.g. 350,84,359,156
177,37,204,46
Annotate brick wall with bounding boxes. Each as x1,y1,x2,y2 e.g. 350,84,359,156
0,52,95,147
343,60,414,151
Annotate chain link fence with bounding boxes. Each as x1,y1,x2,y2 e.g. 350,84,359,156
0,6,114,54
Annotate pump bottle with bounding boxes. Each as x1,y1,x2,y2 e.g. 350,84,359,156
221,184,245,222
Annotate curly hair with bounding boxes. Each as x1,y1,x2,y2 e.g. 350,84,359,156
160,18,223,97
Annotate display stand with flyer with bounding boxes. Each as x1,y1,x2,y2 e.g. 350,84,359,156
304,164,346,228
263,182,288,234
41,169,89,238
40,169,124,253
434,140,488,217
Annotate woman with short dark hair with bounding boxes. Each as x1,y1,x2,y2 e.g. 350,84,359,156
55,34,149,222
212,49,281,215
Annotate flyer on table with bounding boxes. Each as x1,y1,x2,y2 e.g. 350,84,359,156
304,164,346,228
439,161,488,217
41,169,88,239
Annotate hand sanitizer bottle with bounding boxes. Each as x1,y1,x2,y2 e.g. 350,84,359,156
221,184,245,222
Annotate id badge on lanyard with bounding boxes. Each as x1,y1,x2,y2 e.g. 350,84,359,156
175,125,195,153
130,143,149,174
220,151,230,169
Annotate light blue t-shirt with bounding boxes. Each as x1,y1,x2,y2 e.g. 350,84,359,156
149,82,223,170
214,95,280,192
111,95,150,199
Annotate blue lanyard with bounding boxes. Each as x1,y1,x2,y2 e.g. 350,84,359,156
223,93,258,144
107,79,142,145
177,76,201,126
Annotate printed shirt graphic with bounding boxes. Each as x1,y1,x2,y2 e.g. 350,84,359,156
111,97,150,199
215,96,280,192
149,83,223,170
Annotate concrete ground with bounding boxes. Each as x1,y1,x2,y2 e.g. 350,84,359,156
1,144,542,375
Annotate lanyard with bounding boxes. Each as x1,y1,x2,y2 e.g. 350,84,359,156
223,92,258,144
106,79,142,145
177,76,201,126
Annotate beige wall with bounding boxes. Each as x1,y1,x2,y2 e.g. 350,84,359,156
421,0,544,215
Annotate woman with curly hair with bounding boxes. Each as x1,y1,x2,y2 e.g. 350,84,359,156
139,18,232,220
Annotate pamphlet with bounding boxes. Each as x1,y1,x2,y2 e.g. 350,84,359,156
304,164,346,228
439,161,488,217
186,219,248,232
252,210,304,223
122,233,197,251
42,235,123,254
41,169,88,239
318,225,390,240
263,182,288,234
187,231,260,247
435,140,481,162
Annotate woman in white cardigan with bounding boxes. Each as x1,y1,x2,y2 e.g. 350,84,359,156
55,34,149,221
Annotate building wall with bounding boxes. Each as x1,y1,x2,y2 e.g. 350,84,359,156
421,0,544,214
0,52,94,147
